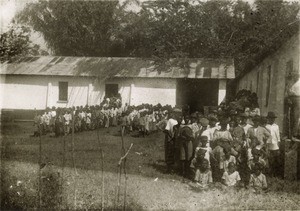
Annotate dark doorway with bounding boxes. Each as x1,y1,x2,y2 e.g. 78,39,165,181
105,84,118,98
176,79,218,113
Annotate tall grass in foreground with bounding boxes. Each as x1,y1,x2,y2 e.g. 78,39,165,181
1,160,300,210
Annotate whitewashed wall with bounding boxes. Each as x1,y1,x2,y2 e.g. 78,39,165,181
0,75,103,109
107,78,177,106
237,33,300,131
1,74,223,110
0,75,48,109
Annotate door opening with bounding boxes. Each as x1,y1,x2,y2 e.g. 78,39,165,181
105,84,118,98
176,79,218,113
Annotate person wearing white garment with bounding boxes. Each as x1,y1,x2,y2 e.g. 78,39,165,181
203,117,218,147
239,113,252,135
64,109,72,135
266,112,281,178
164,109,180,172
42,109,51,133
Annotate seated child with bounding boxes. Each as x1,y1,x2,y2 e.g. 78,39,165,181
211,139,235,182
190,148,206,169
195,136,212,166
194,159,213,189
249,163,268,192
221,162,241,187
223,148,237,172
248,148,266,172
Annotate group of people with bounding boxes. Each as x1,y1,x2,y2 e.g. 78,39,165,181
33,98,174,137
33,90,283,192
161,107,281,192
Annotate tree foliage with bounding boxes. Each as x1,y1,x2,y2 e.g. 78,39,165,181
16,0,299,75
0,25,46,63
114,0,299,74
17,1,118,57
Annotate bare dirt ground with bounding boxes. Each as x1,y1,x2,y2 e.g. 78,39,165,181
1,122,300,210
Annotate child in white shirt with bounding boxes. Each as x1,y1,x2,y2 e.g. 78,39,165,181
222,162,241,187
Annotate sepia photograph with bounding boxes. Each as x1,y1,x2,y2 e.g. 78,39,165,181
0,0,299,210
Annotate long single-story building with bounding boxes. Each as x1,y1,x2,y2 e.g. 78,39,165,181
0,56,235,117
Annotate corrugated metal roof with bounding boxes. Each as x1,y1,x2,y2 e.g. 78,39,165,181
0,56,235,79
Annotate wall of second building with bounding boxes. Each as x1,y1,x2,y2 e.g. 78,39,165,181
237,33,300,132
106,78,177,106
0,75,103,110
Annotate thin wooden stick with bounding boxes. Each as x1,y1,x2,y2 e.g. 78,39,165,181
116,159,122,205
97,126,105,211
97,125,101,148
101,150,104,211
118,143,133,166
287,104,291,139
60,132,66,209
120,144,133,211
121,126,126,154
116,126,126,205
38,125,42,208
123,153,128,211
70,110,77,208
119,127,133,211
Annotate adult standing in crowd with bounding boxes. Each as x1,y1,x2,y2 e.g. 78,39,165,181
266,112,281,178
164,109,179,173
178,115,194,178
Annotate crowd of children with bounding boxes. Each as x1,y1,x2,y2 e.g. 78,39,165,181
33,97,174,138
162,105,281,192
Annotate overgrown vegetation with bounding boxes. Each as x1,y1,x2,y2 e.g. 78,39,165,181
15,0,299,75
0,24,47,62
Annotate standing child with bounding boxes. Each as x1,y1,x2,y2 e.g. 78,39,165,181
111,106,118,127
120,112,128,134
80,108,87,131
64,109,71,135
144,111,150,135
139,111,146,137
56,109,65,137
104,107,109,128
33,110,43,136
221,162,241,187
42,110,51,134
74,109,81,132
50,107,57,133
86,109,92,130
238,133,251,187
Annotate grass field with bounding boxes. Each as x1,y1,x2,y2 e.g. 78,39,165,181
1,122,300,210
